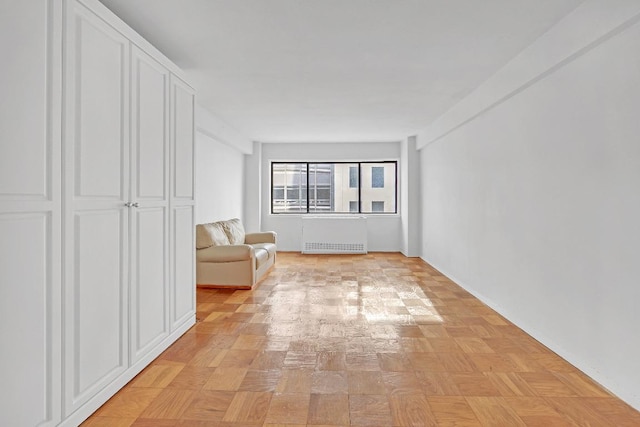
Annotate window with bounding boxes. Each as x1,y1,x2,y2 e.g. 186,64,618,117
271,161,397,214
371,167,384,188
349,166,358,188
371,201,384,212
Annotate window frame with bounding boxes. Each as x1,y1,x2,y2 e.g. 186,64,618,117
271,161,398,215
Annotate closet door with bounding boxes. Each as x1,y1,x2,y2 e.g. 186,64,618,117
170,76,196,330
129,45,170,364
0,1,62,425
63,0,130,414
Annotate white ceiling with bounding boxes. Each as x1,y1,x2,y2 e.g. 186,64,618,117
99,0,583,143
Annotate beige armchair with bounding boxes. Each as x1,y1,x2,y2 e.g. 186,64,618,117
195,218,277,289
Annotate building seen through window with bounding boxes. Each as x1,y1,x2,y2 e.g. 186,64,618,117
271,162,396,214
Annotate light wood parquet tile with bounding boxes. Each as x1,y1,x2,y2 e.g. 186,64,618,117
451,373,502,396
417,371,461,396
250,350,287,370
485,372,538,397
82,252,640,426
238,369,283,392
222,391,272,424
129,364,184,388
275,369,313,394
381,371,422,394
427,396,482,426
349,394,392,426
545,397,613,425
308,393,350,425
311,370,349,394
138,389,195,419
316,351,347,371
517,372,579,397
389,391,437,426
347,370,386,395
264,393,310,425
465,396,526,426
181,390,235,421
92,388,163,419
202,367,248,391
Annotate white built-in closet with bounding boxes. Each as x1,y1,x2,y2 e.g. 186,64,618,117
0,1,196,425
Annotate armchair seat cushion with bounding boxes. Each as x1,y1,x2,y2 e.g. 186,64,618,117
195,218,277,289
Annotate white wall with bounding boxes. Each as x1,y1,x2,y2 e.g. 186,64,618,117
194,108,248,224
400,136,421,257
243,141,262,233
250,142,403,251
419,1,640,410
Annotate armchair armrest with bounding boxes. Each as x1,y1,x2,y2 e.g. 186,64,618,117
245,231,277,244
196,244,254,262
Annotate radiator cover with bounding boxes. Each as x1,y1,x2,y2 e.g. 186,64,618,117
301,216,368,254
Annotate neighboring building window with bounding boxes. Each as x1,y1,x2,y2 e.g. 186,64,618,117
371,201,384,212
349,166,358,188
371,167,384,188
271,161,397,214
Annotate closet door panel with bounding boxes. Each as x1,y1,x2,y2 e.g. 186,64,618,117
0,213,52,426
0,1,49,199
132,46,169,201
64,0,129,414
73,7,126,200
172,205,195,328
131,207,168,362
171,77,194,200
73,210,126,393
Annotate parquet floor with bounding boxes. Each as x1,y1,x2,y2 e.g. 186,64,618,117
83,252,640,426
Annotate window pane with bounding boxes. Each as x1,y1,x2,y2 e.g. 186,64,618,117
273,187,284,199
349,201,359,212
307,163,360,213
316,187,330,200
371,201,384,212
361,162,396,213
272,163,307,213
286,188,299,199
329,163,359,213
349,166,358,188
371,167,384,188
308,164,332,212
